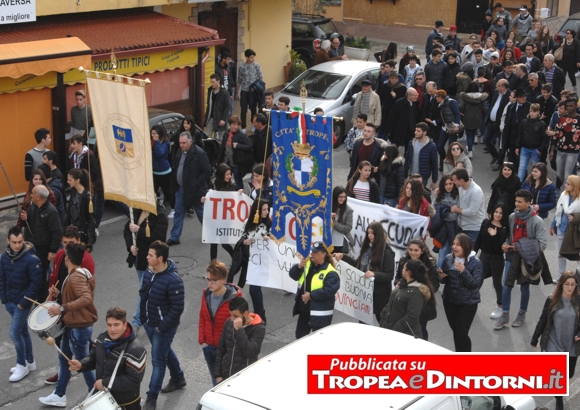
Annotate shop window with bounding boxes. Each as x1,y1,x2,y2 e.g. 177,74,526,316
546,0,559,16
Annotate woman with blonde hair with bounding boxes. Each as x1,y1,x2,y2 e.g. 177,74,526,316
551,175,580,282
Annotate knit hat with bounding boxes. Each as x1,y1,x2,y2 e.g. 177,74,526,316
490,51,500,59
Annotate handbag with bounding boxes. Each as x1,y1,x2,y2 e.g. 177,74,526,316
554,46,564,62
440,109,464,135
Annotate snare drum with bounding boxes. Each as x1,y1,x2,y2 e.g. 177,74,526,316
72,390,121,410
27,301,64,340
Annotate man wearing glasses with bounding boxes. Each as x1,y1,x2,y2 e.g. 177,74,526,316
139,241,186,410
328,34,347,59
198,260,241,387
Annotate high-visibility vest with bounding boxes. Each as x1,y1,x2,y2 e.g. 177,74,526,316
297,260,335,318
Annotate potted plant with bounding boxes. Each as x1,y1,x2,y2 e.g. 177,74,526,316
344,34,372,60
285,49,307,82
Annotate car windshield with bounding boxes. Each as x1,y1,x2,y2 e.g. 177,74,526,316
284,70,351,99
561,20,580,35
317,21,337,36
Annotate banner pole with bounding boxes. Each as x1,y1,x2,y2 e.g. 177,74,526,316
0,160,33,235
129,207,136,246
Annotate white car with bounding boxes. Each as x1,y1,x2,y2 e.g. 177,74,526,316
197,323,536,410
275,60,380,147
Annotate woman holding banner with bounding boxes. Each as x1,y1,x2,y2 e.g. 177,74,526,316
335,221,395,323
438,233,483,352
228,199,270,324
395,238,438,340
380,259,435,339
331,187,353,254
202,164,237,261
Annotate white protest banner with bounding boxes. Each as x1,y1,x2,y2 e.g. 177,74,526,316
348,197,430,264
335,261,374,324
247,239,298,293
202,191,253,244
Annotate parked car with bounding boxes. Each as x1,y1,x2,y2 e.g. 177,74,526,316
147,108,220,166
292,13,343,68
197,323,536,410
553,12,580,46
274,60,380,148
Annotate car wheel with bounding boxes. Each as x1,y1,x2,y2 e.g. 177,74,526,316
299,52,313,69
333,121,345,149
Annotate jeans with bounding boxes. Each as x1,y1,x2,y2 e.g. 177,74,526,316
482,122,500,159
144,324,183,398
228,89,235,117
232,165,244,191
437,240,452,269
93,189,105,227
5,303,33,366
202,344,218,386
170,185,204,242
206,119,225,141
132,267,146,327
153,173,172,205
556,151,578,188
437,130,458,165
55,326,95,397
557,230,567,276
210,243,234,261
380,196,399,207
501,260,530,313
480,251,505,306
240,90,257,130
443,300,477,352
464,128,476,152
250,285,264,317
460,229,479,245
517,147,541,181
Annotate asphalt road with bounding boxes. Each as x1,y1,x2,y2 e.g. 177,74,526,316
2,42,580,410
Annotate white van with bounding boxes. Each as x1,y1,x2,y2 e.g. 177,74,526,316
196,323,536,410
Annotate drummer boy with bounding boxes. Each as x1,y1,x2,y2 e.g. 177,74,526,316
69,307,146,410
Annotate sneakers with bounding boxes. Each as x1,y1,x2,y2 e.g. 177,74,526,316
490,306,503,319
11,360,36,373
8,364,29,382
512,310,526,327
45,373,59,385
167,210,175,219
493,313,509,330
468,150,473,158
39,391,67,407
95,228,99,237
161,377,187,393
143,396,157,410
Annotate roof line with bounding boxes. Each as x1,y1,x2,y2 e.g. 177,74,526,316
91,38,226,59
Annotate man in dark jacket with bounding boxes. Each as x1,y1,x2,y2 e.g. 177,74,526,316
124,205,168,333
70,307,146,410
215,49,236,116
167,132,212,246
441,52,461,97
536,84,558,126
515,103,548,180
424,50,447,89
0,226,42,382
425,20,444,59
493,61,519,90
214,297,265,383
519,43,541,73
405,122,438,190
385,88,421,150
204,74,231,142
525,73,543,103
484,79,511,166
20,185,61,301
38,164,66,225
499,88,530,170
378,71,407,138
251,113,272,164
140,241,186,410
347,124,387,181
289,242,340,339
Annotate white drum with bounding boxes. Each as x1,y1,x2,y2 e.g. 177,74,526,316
27,301,64,340
72,390,121,410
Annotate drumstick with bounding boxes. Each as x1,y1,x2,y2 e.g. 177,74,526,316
24,296,51,309
46,337,72,362
45,280,59,303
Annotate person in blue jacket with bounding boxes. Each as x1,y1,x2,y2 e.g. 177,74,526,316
151,125,172,207
139,241,186,410
289,242,340,339
0,225,42,382
521,162,557,219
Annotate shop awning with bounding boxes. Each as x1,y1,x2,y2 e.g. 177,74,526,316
0,37,92,79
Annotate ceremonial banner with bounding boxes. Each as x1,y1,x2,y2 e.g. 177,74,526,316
335,261,374,324
202,191,253,244
270,111,333,257
348,197,430,264
86,75,156,213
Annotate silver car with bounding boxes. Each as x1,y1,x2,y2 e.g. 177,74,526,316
274,60,380,147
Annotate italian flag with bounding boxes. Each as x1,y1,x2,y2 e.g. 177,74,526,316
291,110,307,144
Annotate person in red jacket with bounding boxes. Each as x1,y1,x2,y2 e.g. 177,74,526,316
198,260,241,386
45,225,95,385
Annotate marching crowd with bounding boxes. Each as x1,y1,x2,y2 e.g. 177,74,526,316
2,7,580,409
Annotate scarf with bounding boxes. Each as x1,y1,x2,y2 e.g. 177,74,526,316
6,244,26,260
554,193,580,227
103,326,132,355
514,206,534,221
360,91,370,116
360,243,373,272
73,145,89,169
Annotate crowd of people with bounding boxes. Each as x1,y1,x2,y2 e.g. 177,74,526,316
2,11,580,409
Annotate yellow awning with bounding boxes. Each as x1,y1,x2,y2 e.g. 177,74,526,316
0,37,92,79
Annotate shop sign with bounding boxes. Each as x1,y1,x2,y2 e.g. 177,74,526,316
0,0,36,25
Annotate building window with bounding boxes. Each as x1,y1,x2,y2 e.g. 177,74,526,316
547,0,559,17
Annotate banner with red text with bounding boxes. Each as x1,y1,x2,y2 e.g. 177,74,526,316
307,353,568,395
335,261,374,325
201,191,253,244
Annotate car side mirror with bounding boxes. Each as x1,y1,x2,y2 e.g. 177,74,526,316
350,93,358,105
